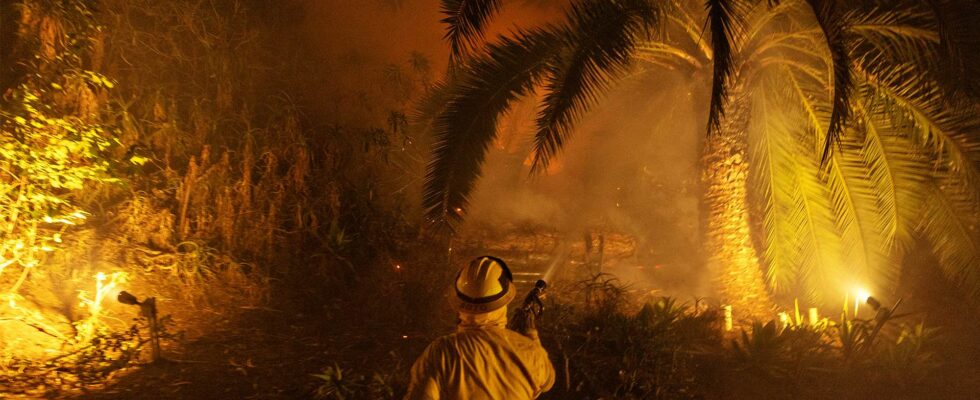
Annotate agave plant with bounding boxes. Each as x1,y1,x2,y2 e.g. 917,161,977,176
424,0,980,313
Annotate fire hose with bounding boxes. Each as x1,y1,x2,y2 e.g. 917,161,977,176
509,279,547,336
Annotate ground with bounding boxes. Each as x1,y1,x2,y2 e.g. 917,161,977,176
2,229,976,399
77,307,327,399
62,254,441,400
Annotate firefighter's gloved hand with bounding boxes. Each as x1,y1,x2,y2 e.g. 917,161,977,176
514,310,539,340
509,303,541,338
527,280,547,316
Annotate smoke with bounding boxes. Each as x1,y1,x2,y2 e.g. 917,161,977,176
287,0,563,126
283,1,710,297
464,68,711,297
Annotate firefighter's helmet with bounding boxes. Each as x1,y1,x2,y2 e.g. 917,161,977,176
452,256,516,313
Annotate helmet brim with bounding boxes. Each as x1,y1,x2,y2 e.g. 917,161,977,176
450,285,516,314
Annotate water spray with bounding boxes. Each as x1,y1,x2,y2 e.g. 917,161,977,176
542,257,563,282
542,241,573,282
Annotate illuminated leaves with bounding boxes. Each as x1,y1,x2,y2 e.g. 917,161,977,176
0,53,119,292
1,82,116,204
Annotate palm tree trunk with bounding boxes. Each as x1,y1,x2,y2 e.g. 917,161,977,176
701,91,775,321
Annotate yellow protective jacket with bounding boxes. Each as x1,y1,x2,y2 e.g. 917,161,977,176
405,310,555,400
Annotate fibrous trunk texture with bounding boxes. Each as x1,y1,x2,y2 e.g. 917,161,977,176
701,92,775,321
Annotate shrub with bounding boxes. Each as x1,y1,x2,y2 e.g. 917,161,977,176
540,276,724,399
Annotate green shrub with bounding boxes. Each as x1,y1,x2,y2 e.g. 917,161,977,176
312,363,396,400
540,276,724,399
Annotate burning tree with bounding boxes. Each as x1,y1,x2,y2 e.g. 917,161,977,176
422,0,980,315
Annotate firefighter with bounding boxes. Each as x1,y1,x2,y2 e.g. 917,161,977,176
404,256,555,400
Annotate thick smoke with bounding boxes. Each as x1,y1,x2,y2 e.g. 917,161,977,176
465,69,710,297
291,0,563,125
291,0,709,297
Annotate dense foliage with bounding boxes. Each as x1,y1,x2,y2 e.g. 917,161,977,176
0,0,119,295
312,275,946,399
0,0,435,395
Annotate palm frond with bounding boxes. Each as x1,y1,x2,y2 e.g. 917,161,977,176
861,70,980,289
760,52,971,302
850,89,933,289
743,0,798,45
664,0,713,59
705,0,744,135
856,61,980,207
778,66,907,300
825,136,884,293
927,0,980,100
920,182,980,300
634,43,702,70
769,72,850,303
412,78,456,131
423,28,564,231
843,31,980,298
441,0,504,67
530,0,660,173
752,34,827,82
749,79,806,294
805,0,853,164
850,101,902,251
749,33,827,80
844,4,939,79
787,136,844,303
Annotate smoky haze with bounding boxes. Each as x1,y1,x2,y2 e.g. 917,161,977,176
464,68,709,297
289,0,709,297
290,0,565,125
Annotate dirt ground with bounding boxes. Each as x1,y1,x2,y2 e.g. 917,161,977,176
48,235,979,400
60,255,442,400
76,307,328,399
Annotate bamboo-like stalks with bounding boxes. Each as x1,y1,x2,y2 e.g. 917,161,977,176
178,157,198,241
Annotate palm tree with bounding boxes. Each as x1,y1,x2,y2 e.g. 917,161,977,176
424,0,980,315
